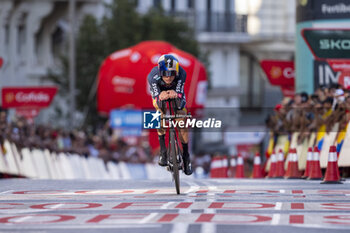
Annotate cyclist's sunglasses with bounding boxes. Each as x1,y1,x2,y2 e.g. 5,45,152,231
160,70,176,77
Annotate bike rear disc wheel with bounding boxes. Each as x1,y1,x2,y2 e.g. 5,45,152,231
170,130,180,194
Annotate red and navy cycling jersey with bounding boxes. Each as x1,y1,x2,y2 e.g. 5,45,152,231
147,66,187,108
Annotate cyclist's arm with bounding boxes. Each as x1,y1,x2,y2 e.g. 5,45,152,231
147,70,164,108
174,67,187,109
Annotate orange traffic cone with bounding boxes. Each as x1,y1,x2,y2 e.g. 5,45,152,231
235,154,245,178
210,156,227,178
302,147,313,179
321,146,342,184
285,148,302,179
252,152,263,178
275,149,285,178
308,146,323,180
266,151,277,178
227,157,236,178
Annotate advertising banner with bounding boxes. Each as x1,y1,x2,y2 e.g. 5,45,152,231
110,109,142,129
280,86,295,97
16,108,40,119
260,60,295,86
1,87,58,108
97,41,207,116
297,0,350,23
110,109,143,136
260,60,295,96
302,29,350,59
314,60,350,89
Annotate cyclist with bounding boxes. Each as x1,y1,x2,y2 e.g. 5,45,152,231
147,54,193,175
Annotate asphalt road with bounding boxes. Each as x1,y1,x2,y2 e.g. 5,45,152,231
0,176,350,233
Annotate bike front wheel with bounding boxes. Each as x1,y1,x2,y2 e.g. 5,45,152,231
170,129,180,194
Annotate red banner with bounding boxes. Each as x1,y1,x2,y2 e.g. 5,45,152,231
327,59,350,90
97,41,207,115
2,87,58,108
0,57,3,69
327,59,350,72
280,86,295,97
16,108,40,119
260,60,295,86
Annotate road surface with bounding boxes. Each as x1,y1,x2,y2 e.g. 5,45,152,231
0,177,350,232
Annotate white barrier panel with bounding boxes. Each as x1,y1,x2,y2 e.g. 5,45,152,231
319,124,338,168
70,154,91,179
50,152,65,179
32,149,51,179
20,148,37,178
297,137,309,170
145,163,169,180
0,146,9,174
95,158,111,179
86,157,99,178
44,150,60,179
41,149,55,179
1,145,191,180
67,154,83,179
86,157,110,179
58,153,75,179
80,156,93,179
10,143,25,176
338,122,350,167
117,162,131,179
40,149,55,179
47,151,64,179
107,161,121,179
3,140,20,175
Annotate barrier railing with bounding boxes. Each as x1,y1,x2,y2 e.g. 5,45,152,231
209,122,350,180
0,140,170,180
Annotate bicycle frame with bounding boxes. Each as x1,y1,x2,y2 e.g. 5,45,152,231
163,99,183,194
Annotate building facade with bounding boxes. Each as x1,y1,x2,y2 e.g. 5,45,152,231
0,0,295,133
135,0,295,146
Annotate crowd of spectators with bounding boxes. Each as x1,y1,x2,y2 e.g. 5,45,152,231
0,110,153,164
5,84,348,174
266,84,350,143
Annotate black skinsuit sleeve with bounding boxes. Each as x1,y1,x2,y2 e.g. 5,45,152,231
147,67,162,109
175,66,187,109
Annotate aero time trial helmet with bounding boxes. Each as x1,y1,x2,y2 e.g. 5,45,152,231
157,54,179,77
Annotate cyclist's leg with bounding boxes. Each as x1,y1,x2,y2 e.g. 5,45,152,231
174,108,188,144
174,107,192,175
153,99,167,166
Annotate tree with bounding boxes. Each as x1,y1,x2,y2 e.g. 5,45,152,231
47,0,205,129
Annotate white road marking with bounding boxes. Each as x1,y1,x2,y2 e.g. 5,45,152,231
184,181,200,194
170,223,189,233
179,209,191,214
207,186,217,201
204,208,216,214
275,202,282,210
13,216,33,223
0,225,162,229
50,204,64,209
161,202,173,209
139,213,158,224
179,198,193,213
271,214,281,225
0,190,14,195
201,223,216,233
